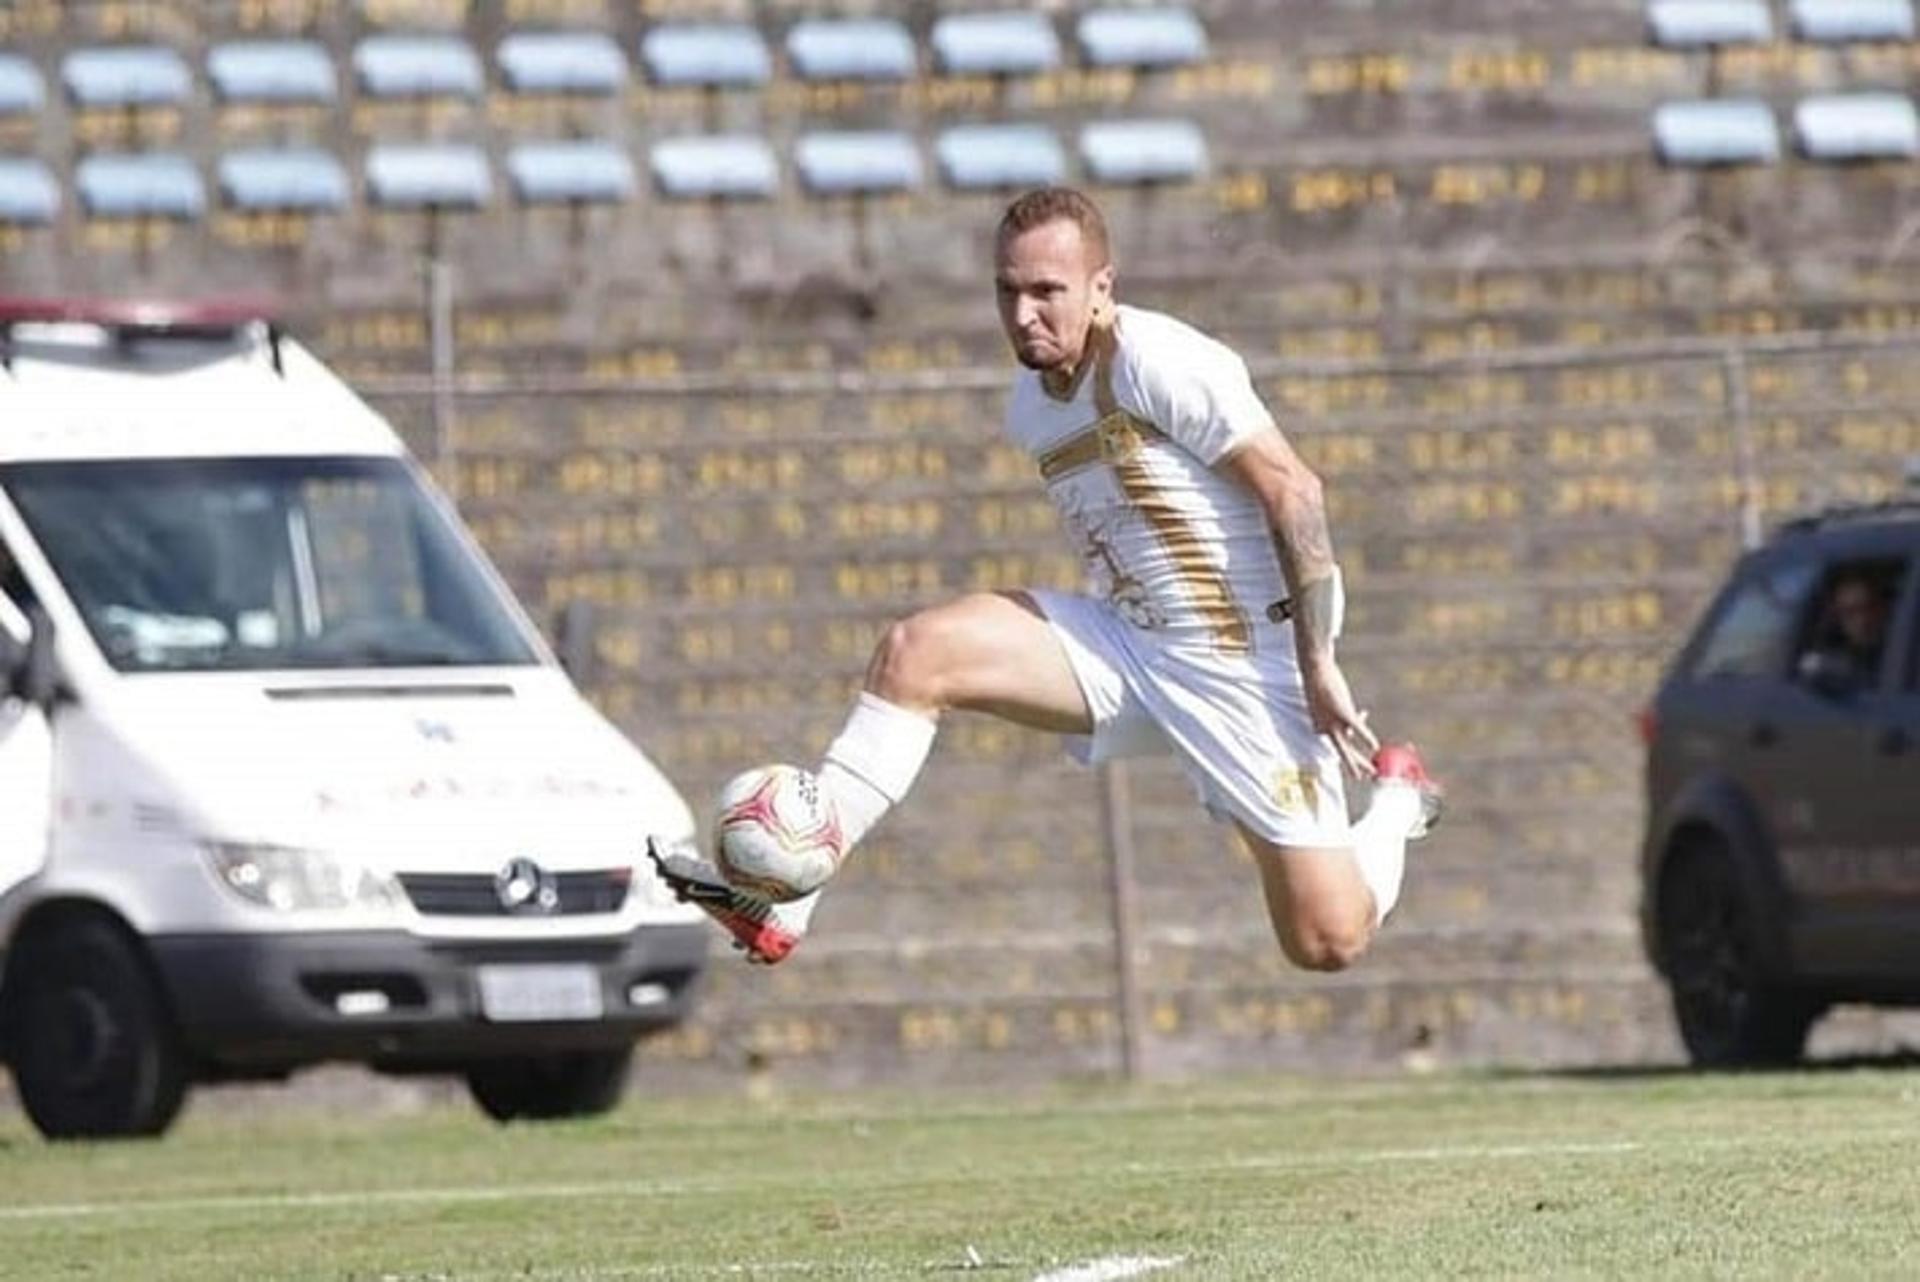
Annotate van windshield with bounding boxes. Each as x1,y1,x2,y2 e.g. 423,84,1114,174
2,456,539,673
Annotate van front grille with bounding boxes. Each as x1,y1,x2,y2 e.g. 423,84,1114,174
398,869,631,916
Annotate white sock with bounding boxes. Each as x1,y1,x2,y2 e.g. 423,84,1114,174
817,691,938,851
1351,782,1422,926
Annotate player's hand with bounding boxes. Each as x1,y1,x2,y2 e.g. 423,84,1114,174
1300,655,1379,779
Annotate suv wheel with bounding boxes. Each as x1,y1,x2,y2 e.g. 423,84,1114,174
5,918,190,1139
1657,837,1818,1067
465,1048,632,1122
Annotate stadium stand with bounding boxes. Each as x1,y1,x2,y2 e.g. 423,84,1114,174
217,148,350,212
1645,0,1774,47
639,24,773,88
364,143,491,208
929,12,1063,76
0,55,46,115
62,46,193,108
650,135,779,199
353,35,484,100
506,140,636,204
207,41,339,105
495,32,628,96
1792,92,1920,159
74,153,206,218
785,18,918,83
794,130,922,193
1652,98,1781,164
1788,0,1916,42
936,124,1067,190
1075,8,1209,69
1079,118,1207,183
0,158,58,224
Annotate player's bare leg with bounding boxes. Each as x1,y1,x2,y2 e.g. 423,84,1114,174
659,590,1091,962
1243,744,1443,972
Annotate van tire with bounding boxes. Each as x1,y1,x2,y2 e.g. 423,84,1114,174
6,918,190,1139
1656,836,1818,1067
465,1048,632,1122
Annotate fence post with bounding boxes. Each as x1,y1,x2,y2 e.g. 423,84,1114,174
1099,760,1147,1081
1721,344,1762,550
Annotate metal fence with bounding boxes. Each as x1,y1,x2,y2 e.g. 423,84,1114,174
347,325,1920,1088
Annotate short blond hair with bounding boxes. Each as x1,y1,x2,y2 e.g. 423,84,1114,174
996,187,1111,267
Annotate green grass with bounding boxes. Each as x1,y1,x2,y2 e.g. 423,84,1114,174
4,1066,1920,1280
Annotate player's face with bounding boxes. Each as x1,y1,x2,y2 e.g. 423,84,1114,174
994,220,1114,376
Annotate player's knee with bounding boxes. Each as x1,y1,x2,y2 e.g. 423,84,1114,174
868,612,952,708
1279,919,1370,973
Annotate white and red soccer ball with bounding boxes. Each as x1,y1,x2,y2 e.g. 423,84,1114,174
713,764,846,902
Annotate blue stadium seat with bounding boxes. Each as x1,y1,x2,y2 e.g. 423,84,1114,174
218,149,349,212
937,124,1066,190
207,41,338,104
640,24,772,88
353,35,484,100
785,18,917,82
75,154,206,219
62,47,192,108
1079,119,1206,184
1651,99,1781,164
650,135,779,199
0,159,59,224
0,55,46,115
1789,0,1915,42
1646,0,1773,47
507,141,636,204
496,32,628,95
930,13,1061,76
1793,92,1920,159
795,131,922,194
1076,8,1208,69
364,144,491,209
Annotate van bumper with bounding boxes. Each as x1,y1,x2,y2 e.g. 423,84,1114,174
147,924,709,1072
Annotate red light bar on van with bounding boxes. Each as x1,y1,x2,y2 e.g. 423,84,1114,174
0,296,281,332
0,296,288,375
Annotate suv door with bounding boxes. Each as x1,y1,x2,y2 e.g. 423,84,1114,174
1767,553,1920,980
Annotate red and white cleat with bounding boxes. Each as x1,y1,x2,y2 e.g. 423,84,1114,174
647,837,805,965
1372,742,1444,839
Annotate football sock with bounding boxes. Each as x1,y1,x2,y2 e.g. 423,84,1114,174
1351,781,1423,926
818,691,938,851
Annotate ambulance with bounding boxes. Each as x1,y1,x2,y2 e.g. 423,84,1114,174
0,299,709,1138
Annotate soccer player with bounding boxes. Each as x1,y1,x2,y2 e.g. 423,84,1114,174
654,187,1441,968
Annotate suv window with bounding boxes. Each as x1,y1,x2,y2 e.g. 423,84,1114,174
1791,557,1906,694
1689,559,1819,680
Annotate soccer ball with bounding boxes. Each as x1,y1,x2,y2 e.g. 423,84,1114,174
713,764,846,902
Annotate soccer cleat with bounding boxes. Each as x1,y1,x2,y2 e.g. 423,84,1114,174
1372,742,1444,839
646,837,805,965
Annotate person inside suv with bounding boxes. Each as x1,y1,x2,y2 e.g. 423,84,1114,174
1799,568,1893,693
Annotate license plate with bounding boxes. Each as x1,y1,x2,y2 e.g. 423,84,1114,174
476,964,604,1023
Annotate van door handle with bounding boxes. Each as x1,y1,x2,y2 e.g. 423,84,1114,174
1880,728,1912,757
1750,721,1778,748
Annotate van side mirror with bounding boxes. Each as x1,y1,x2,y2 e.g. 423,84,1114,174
1,605,64,708
552,599,599,687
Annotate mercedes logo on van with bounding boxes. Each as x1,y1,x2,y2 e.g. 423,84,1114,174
494,857,559,915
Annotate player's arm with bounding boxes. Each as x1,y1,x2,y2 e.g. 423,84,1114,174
1221,429,1338,664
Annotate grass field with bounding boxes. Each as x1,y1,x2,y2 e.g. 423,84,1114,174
4,1065,1920,1280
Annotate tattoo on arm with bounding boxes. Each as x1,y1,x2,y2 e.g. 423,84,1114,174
1269,473,1339,662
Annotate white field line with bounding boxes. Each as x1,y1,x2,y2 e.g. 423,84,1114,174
1031,1255,1186,1282
0,1126,1909,1226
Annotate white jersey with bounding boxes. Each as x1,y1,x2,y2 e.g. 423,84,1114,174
1003,304,1287,654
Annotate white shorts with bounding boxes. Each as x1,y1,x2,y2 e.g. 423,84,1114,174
1034,590,1352,849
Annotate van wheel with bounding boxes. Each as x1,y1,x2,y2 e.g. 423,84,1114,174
1657,839,1817,1067
465,1048,632,1122
6,919,189,1139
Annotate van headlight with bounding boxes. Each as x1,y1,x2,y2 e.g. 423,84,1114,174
202,842,405,913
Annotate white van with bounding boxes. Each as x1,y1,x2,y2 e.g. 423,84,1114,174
0,299,709,1139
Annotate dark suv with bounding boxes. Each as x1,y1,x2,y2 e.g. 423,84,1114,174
1642,500,1920,1066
